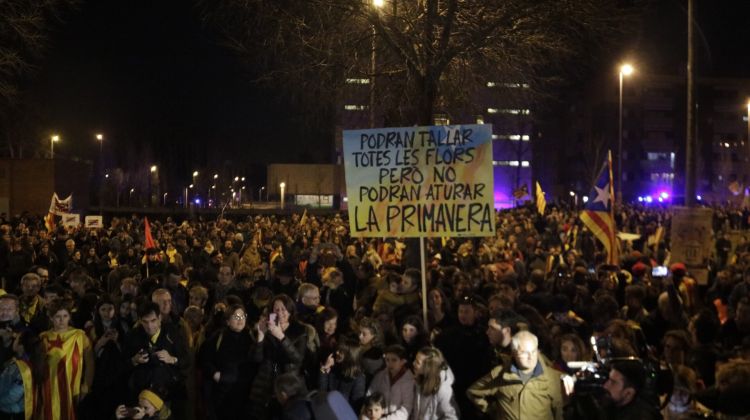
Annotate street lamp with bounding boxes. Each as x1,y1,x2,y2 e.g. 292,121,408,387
618,63,634,204
163,192,168,206
50,135,60,159
280,182,286,209
129,188,135,205
370,0,385,128
259,186,265,201
213,173,218,180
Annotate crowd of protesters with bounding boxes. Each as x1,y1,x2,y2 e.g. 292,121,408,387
0,203,749,420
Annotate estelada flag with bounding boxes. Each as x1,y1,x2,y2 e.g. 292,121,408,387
535,182,546,215
40,328,91,420
579,151,618,265
144,217,156,249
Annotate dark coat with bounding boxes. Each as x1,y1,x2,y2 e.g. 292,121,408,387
318,369,366,412
122,322,190,401
249,321,308,420
199,328,256,420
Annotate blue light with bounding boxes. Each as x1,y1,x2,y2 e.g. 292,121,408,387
637,196,643,202
660,192,669,199
645,196,653,203
658,197,663,203
696,195,702,201
194,198,201,204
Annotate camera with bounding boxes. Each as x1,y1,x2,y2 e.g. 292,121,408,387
565,336,673,410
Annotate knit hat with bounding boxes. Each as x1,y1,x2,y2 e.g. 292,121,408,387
631,262,648,276
670,262,687,275
138,389,164,411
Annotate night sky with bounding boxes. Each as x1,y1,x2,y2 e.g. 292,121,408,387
19,0,750,192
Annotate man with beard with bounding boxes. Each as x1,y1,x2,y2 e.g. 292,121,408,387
601,360,661,420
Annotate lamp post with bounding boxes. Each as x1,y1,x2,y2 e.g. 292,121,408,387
280,182,286,209
129,188,135,206
370,0,384,128
149,165,158,207
258,186,265,201
50,135,59,159
96,134,104,212
618,63,634,204
163,192,168,207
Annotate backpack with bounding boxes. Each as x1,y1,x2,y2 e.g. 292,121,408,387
305,390,357,420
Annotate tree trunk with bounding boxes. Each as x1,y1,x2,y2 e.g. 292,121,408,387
416,73,437,126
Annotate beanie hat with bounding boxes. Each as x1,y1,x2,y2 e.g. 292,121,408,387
139,389,164,411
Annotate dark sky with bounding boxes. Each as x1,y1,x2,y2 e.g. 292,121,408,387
26,0,328,191
21,0,750,192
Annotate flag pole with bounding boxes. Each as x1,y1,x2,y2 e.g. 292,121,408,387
607,150,618,265
420,237,428,327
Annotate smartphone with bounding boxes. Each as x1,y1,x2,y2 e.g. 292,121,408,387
269,313,277,324
652,266,668,277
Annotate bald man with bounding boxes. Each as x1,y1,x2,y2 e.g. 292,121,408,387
467,331,563,420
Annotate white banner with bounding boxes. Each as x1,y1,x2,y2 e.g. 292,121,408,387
84,215,103,229
61,213,80,227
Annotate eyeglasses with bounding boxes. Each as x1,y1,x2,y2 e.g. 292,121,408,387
231,314,247,321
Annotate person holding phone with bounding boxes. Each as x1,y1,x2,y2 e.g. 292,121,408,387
249,294,308,420
114,389,167,419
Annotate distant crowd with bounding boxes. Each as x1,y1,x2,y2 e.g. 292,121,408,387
0,204,749,420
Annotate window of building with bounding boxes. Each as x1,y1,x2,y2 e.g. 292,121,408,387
344,105,368,111
345,78,370,84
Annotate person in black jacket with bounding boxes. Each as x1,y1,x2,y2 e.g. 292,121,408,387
249,294,308,420
317,339,366,412
199,304,255,420
122,302,190,405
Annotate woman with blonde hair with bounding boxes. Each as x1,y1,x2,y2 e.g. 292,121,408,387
412,347,458,420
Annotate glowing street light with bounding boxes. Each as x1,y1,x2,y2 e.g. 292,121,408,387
280,182,286,209
150,165,157,173
258,186,265,201
50,135,60,159
618,62,635,204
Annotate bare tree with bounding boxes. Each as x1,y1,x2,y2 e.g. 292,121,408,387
198,0,643,126
0,0,79,157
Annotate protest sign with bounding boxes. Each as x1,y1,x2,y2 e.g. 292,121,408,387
343,124,495,237
671,207,713,285
61,213,80,228
84,215,103,229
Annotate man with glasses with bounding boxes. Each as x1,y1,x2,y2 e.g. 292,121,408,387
467,330,563,420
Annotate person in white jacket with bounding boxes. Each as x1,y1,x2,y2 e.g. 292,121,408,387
367,345,415,419
412,347,459,420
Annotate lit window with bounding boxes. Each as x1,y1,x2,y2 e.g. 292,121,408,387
521,161,530,167
487,108,498,114
486,82,497,87
498,109,531,115
492,134,499,140
522,135,530,141
509,135,521,140
344,105,368,111
476,116,485,124
345,78,370,84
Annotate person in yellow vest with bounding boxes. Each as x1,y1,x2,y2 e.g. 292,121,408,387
0,330,48,420
40,298,94,420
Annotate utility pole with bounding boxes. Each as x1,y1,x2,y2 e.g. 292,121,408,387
685,0,696,207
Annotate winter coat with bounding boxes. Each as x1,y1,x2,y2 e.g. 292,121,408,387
249,321,307,420
199,328,255,420
317,368,366,411
412,368,459,420
367,368,415,415
466,355,563,420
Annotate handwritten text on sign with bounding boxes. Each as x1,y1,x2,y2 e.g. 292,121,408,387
344,125,495,237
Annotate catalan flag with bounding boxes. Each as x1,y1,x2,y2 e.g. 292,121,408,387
535,182,546,215
41,328,91,420
579,151,618,265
